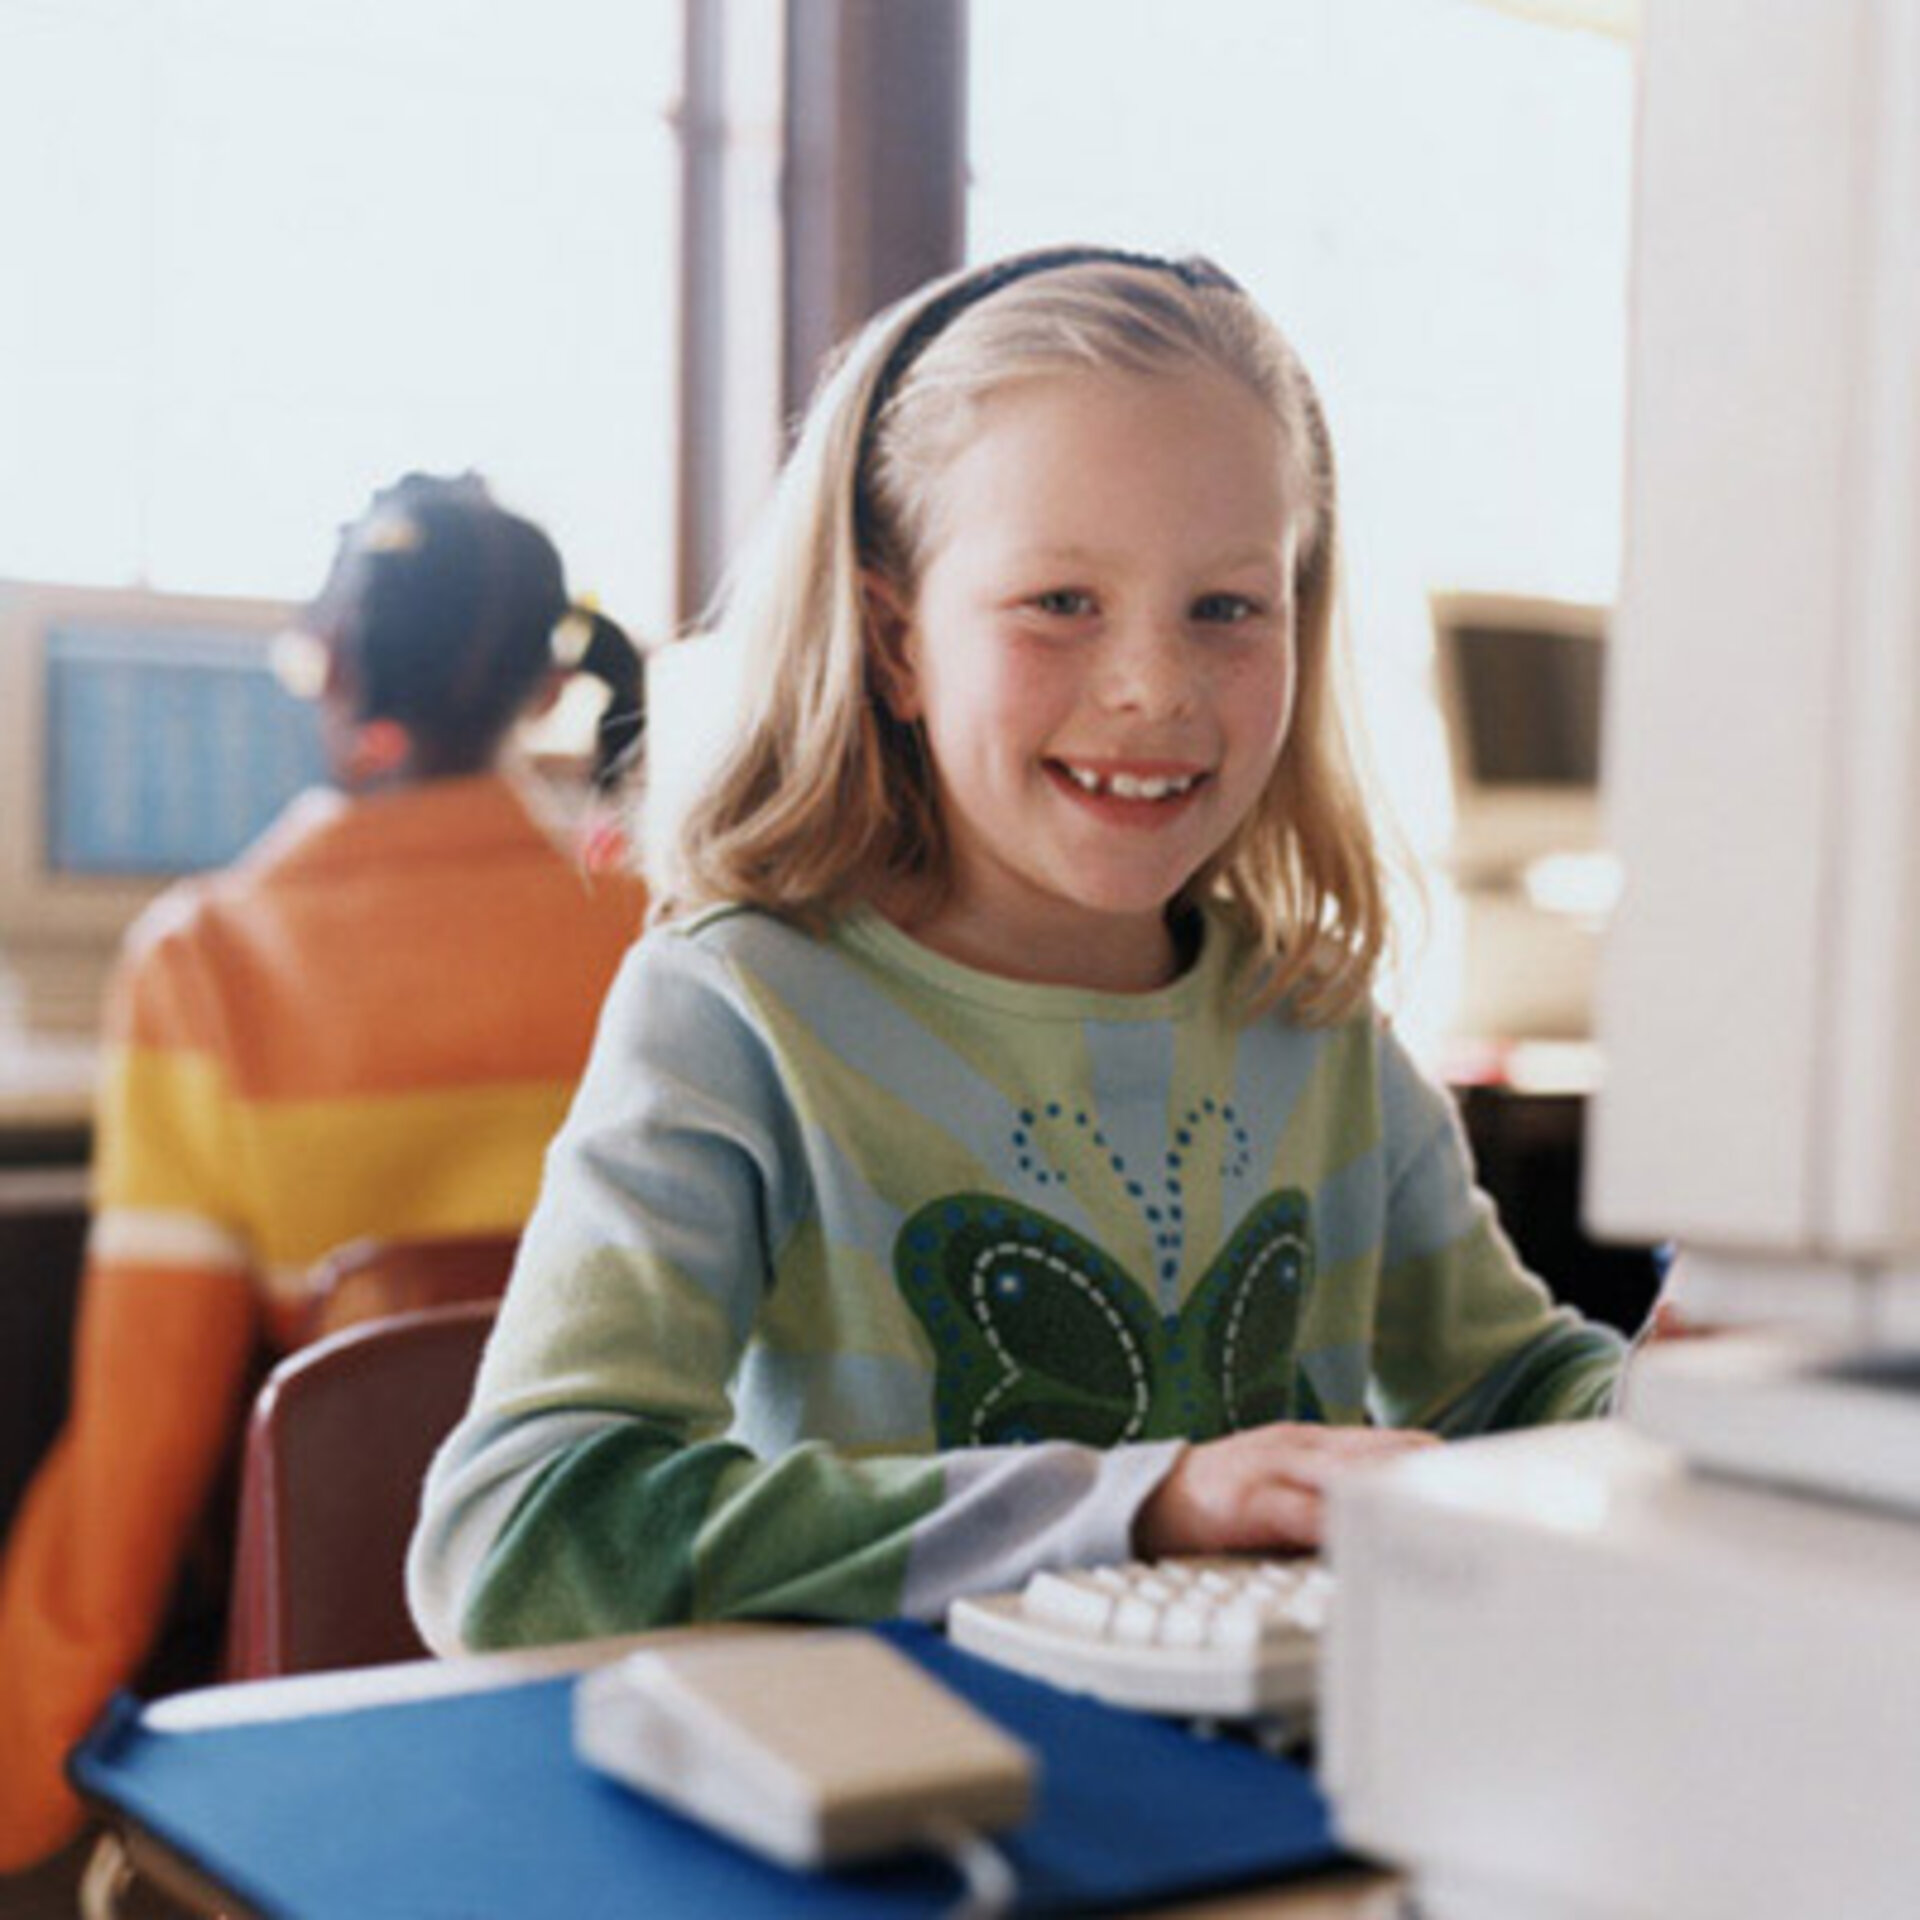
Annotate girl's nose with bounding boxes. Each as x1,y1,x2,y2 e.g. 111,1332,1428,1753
1097,616,1196,717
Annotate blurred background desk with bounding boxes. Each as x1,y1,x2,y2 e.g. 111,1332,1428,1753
1444,1038,1664,1338
0,1030,96,1537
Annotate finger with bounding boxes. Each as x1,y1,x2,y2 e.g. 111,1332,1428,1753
1281,1440,1433,1491
1233,1480,1325,1552
1241,1419,1434,1450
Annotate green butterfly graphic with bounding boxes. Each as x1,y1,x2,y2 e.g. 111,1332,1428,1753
894,1190,1324,1447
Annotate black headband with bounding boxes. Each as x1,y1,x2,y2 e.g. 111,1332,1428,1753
857,245,1243,468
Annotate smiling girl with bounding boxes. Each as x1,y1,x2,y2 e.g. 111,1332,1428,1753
408,247,1624,1649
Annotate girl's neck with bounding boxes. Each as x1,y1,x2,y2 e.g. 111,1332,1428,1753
873,885,1196,994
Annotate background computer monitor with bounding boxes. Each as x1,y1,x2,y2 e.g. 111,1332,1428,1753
1428,592,1611,1046
1430,590,1607,888
0,580,320,1037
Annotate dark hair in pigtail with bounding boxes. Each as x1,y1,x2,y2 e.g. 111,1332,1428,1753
560,608,646,793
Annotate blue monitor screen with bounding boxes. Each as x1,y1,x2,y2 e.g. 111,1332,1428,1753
44,623,328,877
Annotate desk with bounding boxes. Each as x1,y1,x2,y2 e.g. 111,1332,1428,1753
1447,1066,1663,1337
0,1028,99,1138
91,1638,1402,1919
0,1040,93,1536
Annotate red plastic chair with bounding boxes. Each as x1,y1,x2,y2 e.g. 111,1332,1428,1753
224,1300,496,1679
298,1229,520,1343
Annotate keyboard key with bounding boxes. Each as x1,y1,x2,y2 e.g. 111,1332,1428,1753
1021,1571,1114,1635
947,1556,1326,1720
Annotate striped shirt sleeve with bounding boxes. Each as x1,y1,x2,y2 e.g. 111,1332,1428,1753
1368,1031,1624,1431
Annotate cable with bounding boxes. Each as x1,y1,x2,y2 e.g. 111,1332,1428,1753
77,1830,135,1920
920,1814,1019,1920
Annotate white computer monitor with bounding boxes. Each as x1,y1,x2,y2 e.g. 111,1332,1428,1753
0,580,319,1036
1430,590,1607,889
1584,0,1920,1336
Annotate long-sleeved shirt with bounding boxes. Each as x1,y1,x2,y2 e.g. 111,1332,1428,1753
409,902,1623,1654
0,771,644,1871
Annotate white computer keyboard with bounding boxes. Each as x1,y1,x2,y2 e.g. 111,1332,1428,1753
947,1555,1330,1722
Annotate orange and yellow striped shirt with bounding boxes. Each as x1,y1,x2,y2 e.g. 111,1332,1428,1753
0,771,644,1869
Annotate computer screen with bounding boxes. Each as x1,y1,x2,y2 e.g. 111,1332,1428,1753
0,581,316,1036
1431,592,1608,887
42,619,326,879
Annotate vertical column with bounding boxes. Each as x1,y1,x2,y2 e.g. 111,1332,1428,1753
674,0,966,624
781,0,968,424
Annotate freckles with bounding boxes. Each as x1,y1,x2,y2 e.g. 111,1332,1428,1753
1219,648,1292,713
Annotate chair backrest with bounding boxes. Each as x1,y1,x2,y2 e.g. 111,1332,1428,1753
225,1300,496,1680
299,1229,520,1343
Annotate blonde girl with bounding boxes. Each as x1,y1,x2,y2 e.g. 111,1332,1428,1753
410,248,1623,1651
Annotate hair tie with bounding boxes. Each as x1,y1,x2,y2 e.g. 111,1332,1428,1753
355,510,425,556
551,606,594,670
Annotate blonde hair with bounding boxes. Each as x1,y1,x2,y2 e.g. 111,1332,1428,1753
656,247,1390,1021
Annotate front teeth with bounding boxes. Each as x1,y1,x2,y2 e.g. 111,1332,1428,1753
1063,765,1198,800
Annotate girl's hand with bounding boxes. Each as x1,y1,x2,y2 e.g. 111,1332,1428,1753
1132,1422,1441,1557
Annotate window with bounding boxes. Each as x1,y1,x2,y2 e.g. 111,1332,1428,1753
0,0,682,636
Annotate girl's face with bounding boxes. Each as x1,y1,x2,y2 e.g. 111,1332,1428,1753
880,364,1299,992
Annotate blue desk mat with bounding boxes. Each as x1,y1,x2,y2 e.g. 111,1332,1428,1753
72,1621,1345,1917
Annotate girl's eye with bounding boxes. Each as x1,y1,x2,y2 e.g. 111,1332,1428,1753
1191,592,1262,626
1030,588,1097,619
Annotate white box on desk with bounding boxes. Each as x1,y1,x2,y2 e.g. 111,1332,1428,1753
1321,1422,1920,1920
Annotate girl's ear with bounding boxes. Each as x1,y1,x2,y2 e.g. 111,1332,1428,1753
860,569,922,721
343,716,413,784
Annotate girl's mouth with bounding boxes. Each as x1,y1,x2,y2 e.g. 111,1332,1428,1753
1051,760,1205,802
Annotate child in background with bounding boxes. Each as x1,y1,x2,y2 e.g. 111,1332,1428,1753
0,474,647,1874
410,249,1624,1654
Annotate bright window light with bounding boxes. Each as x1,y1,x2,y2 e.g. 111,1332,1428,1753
0,0,682,638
